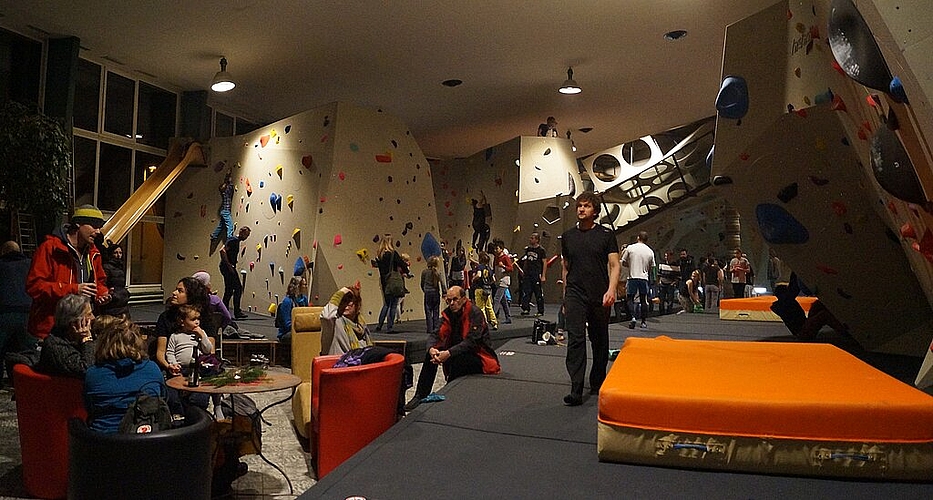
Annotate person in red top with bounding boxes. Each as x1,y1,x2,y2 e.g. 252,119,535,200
492,240,514,324
26,205,110,340
404,285,500,410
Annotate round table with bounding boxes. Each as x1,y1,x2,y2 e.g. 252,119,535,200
167,370,301,493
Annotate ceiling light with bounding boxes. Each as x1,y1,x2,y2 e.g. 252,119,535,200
664,30,688,41
211,57,235,92
559,67,581,94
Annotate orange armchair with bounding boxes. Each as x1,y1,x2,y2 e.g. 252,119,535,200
311,353,404,479
12,363,88,499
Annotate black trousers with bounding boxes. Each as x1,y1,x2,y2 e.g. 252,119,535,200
521,276,545,315
563,295,610,397
220,263,243,314
413,349,483,399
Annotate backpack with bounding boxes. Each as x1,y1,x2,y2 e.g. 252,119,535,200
118,381,173,434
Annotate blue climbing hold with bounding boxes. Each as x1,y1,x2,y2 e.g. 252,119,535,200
715,75,749,120
756,203,809,244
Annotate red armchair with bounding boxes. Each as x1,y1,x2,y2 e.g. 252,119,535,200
12,363,88,499
311,353,404,479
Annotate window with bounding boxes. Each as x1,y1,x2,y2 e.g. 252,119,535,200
72,136,98,207
129,221,164,285
137,82,176,149
104,71,135,138
236,118,260,135
97,143,132,211
74,59,101,131
0,28,42,106
215,112,234,137
134,150,165,217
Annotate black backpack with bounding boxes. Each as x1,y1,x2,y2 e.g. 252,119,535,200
118,381,173,434
274,300,285,329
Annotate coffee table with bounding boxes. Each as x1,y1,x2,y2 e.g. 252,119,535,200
168,371,301,493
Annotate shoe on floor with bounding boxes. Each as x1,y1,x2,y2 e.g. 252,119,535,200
520,311,530,316
563,394,583,406
628,320,636,330
404,397,423,411
234,312,248,319
640,321,647,328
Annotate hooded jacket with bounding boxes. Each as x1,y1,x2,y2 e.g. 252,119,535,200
26,225,109,339
84,358,164,434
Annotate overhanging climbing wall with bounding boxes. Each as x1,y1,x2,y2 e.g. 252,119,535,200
712,0,933,356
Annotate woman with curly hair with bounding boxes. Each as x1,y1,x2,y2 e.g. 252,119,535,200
153,276,216,376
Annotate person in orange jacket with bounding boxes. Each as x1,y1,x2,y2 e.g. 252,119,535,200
26,205,110,341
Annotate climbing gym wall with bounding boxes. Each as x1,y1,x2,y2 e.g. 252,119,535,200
711,0,933,356
163,102,439,323
432,137,569,300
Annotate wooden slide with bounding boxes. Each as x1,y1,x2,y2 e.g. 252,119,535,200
101,141,206,246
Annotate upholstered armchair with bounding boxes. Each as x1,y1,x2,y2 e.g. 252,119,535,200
67,406,213,500
290,305,324,441
12,363,88,499
311,353,404,479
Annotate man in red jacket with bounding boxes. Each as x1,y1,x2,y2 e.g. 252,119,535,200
26,205,110,340
404,285,500,411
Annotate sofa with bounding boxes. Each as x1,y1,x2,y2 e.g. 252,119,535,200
12,363,88,499
290,305,324,441
311,353,404,479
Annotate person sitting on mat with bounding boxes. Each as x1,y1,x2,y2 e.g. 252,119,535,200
404,285,500,411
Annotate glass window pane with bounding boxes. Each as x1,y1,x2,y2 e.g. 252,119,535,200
134,150,165,217
0,28,42,107
236,119,260,135
74,59,101,131
137,82,176,149
104,71,135,138
129,221,163,285
72,136,97,207
97,143,132,211
215,112,234,137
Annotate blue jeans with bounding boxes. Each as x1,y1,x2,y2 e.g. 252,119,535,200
423,291,440,333
378,293,399,331
626,278,649,322
210,209,234,241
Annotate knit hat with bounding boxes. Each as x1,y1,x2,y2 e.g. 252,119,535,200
192,271,211,287
71,205,106,229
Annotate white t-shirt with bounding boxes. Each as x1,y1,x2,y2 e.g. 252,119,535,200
621,242,655,280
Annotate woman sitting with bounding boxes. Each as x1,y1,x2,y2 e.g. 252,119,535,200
35,294,96,378
83,315,164,433
276,276,309,343
321,286,372,355
154,277,216,376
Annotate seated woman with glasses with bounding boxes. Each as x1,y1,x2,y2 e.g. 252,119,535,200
35,294,97,378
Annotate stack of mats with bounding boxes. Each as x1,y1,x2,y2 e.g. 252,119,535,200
719,296,817,321
598,336,933,480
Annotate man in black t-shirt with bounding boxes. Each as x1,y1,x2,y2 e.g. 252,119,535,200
219,226,250,319
518,232,547,316
560,192,620,407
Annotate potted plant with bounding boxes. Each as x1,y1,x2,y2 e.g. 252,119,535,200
0,100,72,236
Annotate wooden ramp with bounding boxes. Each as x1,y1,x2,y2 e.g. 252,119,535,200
102,141,206,246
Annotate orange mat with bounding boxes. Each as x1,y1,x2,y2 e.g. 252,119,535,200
597,337,933,479
719,296,817,321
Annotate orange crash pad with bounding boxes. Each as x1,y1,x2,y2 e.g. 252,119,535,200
597,336,933,479
719,295,817,321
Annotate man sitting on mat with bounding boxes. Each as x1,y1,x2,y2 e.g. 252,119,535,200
404,286,500,411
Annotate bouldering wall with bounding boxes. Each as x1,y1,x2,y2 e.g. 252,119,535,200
712,0,933,355
432,137,567,301
164,102,439,323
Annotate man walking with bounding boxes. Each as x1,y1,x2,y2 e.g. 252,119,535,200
220,226,251,319
560,192,620,406
622,232,656,328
